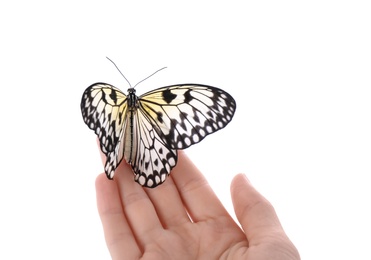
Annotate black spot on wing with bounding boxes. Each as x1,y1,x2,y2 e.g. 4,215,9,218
157,111,164,123
184,89,193,103
109,88,117,103
162,89,177,103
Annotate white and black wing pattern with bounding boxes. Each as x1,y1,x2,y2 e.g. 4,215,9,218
138,84,236,149
81,83,129,178
132,108,177,187
81,82,236,188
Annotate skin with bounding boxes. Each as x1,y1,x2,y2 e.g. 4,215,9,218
95,151,300,260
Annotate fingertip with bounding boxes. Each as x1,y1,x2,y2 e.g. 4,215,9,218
230,173,250,194
95,172,109,189
96,173,114,203
232,173,250,183
95,173,118,201
96,172,121,217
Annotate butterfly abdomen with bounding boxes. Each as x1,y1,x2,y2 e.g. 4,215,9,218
124,89,139,164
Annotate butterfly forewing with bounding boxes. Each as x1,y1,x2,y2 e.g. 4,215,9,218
81,83,128,155
139,84,236,150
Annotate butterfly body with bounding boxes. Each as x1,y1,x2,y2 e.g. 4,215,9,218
124,88,138,164
81,82,236,188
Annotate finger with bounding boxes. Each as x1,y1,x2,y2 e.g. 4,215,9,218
145,175,191,228
97,140,164,246
114,161,164,246
171,151,229,222
95,173,141,259
230,174,285,244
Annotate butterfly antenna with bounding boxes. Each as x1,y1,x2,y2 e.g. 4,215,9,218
106,57,132,88
133,66,167,88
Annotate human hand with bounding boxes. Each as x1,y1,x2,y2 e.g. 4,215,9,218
95,151,300,259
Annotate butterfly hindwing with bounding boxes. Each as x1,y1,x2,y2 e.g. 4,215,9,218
132,108,177,187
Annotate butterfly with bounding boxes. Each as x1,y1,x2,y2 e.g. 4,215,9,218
81,64,236,188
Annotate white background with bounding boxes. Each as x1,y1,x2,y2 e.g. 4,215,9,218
1,1,370,259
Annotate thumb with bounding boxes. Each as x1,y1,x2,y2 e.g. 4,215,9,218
230,174,284,244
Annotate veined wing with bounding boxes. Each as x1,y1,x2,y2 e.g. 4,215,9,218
138,84,236,150
131,108,177,187
80,83,128,156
